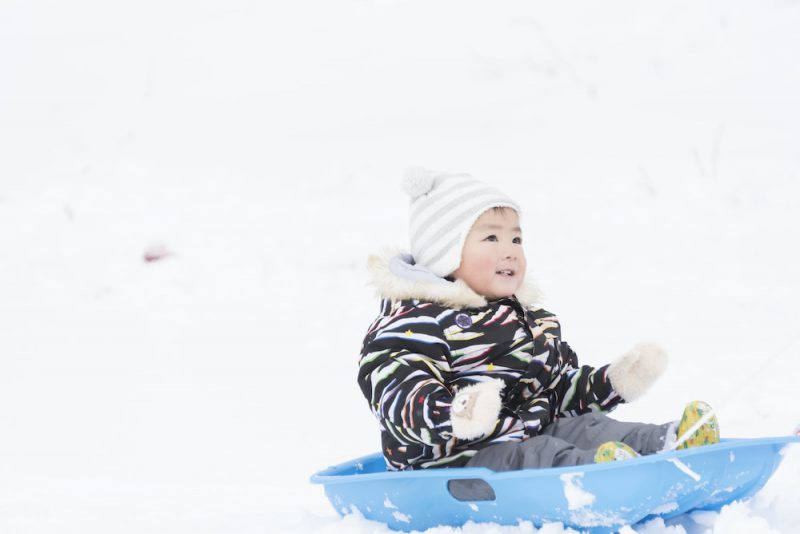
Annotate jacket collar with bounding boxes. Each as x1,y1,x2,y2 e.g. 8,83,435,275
366,252,542,310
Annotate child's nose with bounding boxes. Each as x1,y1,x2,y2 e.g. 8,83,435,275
501,245,516,259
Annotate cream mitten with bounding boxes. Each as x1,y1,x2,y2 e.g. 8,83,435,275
450,379,504,440
607,343,668,402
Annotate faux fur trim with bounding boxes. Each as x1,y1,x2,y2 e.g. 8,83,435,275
366,251,543,310
607,343,669,402
450,379,505,440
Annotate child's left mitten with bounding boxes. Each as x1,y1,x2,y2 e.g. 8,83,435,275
607,342,668,402
450,379,505,440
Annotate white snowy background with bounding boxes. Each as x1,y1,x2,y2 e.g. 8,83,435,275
1,1,799,533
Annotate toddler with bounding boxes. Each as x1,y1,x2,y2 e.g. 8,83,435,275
358,170,719,485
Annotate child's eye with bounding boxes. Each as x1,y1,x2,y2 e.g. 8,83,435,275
484,235,498,242
513,237,522,244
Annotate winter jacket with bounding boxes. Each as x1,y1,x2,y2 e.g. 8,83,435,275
357,253,624,471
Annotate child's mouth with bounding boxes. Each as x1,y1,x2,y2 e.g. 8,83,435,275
496,269,515,277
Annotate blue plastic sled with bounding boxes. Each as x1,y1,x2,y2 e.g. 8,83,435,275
311,436,799,533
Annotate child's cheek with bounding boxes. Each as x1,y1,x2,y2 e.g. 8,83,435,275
475,255,496,278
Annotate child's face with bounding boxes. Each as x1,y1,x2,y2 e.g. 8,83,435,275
452,208,526,301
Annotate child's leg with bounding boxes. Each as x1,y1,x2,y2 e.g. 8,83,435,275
465,434,597,470
543,412,672,455
449,413,673,500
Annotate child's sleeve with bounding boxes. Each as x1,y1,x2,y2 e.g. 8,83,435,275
550,342,624,417
518,308,625,418
357,305,457,446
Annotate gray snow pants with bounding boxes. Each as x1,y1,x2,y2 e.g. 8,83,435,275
448,412,673,501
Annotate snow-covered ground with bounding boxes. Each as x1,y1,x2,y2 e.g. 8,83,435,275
1,1,799,532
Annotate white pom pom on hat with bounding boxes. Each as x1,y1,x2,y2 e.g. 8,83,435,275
401,167,436,200
402,167,520,277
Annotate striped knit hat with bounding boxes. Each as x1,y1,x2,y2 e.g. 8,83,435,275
402,168,520,277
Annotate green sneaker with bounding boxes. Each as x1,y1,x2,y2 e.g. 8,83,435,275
675,400,720,450
594,441,640,463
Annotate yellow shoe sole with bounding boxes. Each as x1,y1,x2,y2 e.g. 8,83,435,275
594,441,640,463
676,400,720,450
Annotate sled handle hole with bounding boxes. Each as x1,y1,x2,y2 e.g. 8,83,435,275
446,478,496,501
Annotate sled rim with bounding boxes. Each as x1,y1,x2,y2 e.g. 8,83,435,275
310,435,800,485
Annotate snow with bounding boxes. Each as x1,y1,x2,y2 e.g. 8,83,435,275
560,473,596,511
1,0,799,533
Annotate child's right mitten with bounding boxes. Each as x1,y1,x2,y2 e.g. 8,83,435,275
450,379,504,440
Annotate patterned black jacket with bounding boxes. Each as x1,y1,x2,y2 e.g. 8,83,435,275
358,254,623,470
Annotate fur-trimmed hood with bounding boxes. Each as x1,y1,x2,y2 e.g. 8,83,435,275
366,252,543,310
